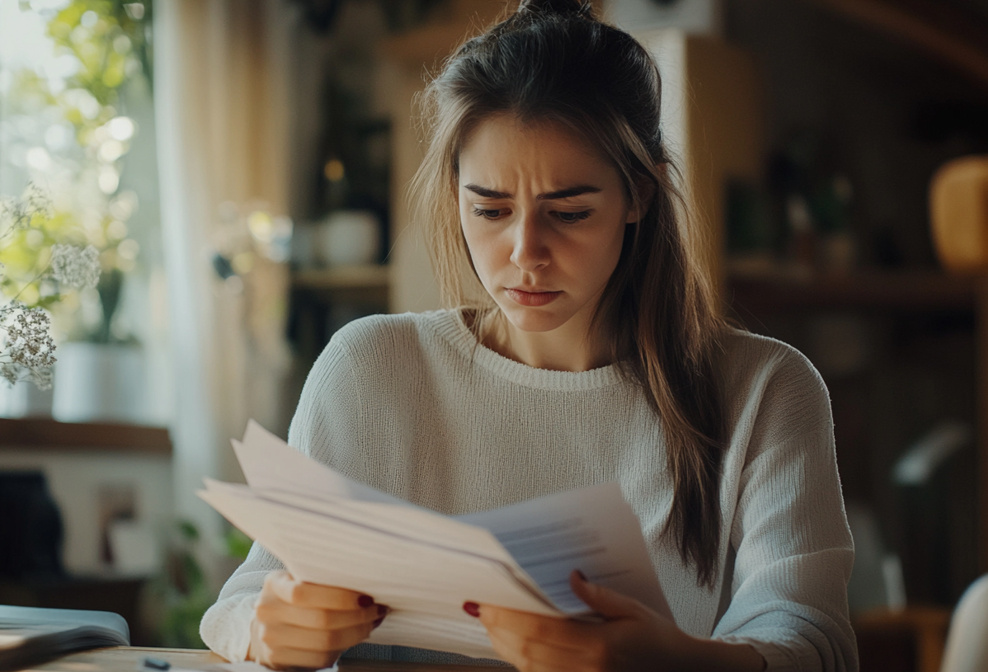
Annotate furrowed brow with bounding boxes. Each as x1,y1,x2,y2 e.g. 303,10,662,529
464,184,511,199
537,185,601,200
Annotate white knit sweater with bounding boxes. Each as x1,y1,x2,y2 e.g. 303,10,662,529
200,309,858,671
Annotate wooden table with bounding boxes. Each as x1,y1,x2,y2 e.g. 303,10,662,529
29,647,510,671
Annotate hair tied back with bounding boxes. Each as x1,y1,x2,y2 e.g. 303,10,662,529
516,0,593,18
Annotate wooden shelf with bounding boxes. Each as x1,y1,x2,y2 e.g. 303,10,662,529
726,268,987,314
0,418,172,455
291,264,390,308
292,264,390,291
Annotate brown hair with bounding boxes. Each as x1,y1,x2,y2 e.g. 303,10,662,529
409,0,728,587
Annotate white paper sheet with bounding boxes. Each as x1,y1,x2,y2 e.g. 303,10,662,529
199,420,670,661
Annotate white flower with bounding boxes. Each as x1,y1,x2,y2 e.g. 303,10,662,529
0,184,53,233
49,243,101,288
0,362,18,386
28,364,53,390
2,304,56,369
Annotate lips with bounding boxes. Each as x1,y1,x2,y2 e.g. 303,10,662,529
505,287,562,307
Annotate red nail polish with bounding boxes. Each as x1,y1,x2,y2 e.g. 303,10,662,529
372,617,384,629
463,601,480,618
358,595,375,608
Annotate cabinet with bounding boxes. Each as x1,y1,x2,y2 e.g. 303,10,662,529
289,264,391,363
727,269,986,607
0,418,172,645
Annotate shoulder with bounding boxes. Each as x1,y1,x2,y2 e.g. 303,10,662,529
300,309,467,392
718,327,831,426
289,310,463,455
720,327,825,391
322,309,460,361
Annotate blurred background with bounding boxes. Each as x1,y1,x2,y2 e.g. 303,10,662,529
1,0,987,668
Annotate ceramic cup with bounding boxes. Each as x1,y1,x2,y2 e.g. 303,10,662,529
319,210,380,267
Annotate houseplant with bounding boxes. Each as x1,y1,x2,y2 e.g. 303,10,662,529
0,184,100,399
2,0,153,420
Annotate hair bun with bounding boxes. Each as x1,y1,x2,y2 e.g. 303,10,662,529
517,0,592,18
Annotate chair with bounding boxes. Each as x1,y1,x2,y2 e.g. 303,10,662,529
939,575,988,672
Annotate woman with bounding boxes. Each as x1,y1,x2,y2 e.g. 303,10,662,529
201,1,857,670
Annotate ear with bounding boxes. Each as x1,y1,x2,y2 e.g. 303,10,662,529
625,172,658,223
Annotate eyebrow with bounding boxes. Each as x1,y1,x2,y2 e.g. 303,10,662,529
463,184,602,200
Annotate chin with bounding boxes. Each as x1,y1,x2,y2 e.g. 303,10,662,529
499,306,569,333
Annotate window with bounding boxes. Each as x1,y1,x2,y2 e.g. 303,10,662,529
0,0,165,423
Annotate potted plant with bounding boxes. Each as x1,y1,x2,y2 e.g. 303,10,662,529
1,0,152,422
0,184,101,415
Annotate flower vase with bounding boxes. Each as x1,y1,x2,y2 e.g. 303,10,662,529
0,381,54,418
52,342,147,424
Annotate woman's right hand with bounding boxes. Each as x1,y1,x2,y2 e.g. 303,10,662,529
248,570,387,670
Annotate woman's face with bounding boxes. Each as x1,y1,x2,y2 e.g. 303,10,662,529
458,113,638,351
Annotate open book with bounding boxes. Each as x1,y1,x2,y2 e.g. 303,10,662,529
199,421,670,661
0,605,130,671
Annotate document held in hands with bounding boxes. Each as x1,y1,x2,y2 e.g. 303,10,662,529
199,421,670,661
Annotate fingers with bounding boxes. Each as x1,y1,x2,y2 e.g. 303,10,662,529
265,570,375,610
257,593,386,630
251,571,389,670
478,605,611,672
568,570,646,621
252,644,339,671
476,604,588,650
256,616,379,653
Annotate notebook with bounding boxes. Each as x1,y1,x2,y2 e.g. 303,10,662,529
0,604,130,671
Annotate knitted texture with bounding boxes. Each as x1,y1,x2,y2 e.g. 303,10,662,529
201,310,858,671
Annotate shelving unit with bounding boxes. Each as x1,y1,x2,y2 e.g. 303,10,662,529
727,269,986,313
727,267,988,605
0,418,171,455
292,264,390,303
288,264,391,363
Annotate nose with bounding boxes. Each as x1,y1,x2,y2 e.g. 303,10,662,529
509,212,550,272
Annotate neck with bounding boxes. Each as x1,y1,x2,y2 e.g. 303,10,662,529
483,310,613,372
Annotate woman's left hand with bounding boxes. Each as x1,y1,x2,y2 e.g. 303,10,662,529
466,571,765,672
465,570,687,672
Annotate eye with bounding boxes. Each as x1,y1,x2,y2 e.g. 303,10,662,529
554,210,592,223
472,207,507,220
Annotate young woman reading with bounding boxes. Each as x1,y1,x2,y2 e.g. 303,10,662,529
201,1,858,670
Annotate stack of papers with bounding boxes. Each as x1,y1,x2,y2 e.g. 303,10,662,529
199,421,670,661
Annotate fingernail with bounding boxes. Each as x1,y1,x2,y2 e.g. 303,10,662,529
463,601,480,618
358,595,375,608
377,604,388,616
575,569,588,582
372,617,384,629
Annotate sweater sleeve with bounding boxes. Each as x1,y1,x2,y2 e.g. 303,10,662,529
199,327,363,662
712,345,858,672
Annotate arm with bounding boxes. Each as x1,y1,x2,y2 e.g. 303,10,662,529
201,325,384,664
711,345,857,671
199,543,386,668
468,342,855,671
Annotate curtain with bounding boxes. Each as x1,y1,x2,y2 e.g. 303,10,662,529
154,0,296,568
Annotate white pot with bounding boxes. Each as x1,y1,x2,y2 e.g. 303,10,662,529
0,380,54,418
52,342,148,424
319,210,380,267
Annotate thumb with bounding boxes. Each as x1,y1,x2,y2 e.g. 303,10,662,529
569,570,645,621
